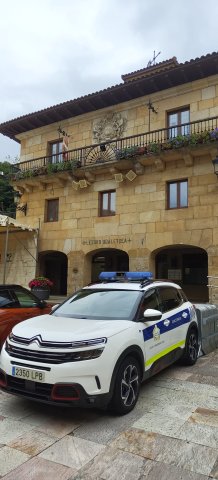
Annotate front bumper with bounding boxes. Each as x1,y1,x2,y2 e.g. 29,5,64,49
0,369,111,409
0,343,114,409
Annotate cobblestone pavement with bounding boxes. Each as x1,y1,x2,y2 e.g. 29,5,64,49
0,350,217,480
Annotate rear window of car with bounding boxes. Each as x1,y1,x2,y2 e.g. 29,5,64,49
53,288,143,320
158,286,184,312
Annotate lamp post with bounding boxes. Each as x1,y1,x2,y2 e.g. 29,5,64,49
13,191,27,215
212,155,218,176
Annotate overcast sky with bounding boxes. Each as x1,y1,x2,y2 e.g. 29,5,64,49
0,0,217,161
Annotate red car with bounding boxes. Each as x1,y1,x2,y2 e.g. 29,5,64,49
0,284,52,349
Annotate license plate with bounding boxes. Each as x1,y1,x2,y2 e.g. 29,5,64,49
12,366,45,382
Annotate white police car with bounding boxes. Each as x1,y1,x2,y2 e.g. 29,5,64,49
0,272,199,415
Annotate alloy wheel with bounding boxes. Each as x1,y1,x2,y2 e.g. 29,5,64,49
121,363,139,407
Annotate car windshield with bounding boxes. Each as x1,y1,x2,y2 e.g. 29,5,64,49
52,288,142,320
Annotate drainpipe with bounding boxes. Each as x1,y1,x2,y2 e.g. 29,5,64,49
3,219,9,284
34,218,41,277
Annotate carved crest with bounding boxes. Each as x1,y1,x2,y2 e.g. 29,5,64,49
93,112,127,142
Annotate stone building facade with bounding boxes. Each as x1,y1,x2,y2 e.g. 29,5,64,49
0,53,218,302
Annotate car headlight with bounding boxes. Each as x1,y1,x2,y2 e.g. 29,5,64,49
70,337,107,348
71,348,104,361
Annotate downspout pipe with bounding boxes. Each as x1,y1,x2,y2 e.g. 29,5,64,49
3,219,9,284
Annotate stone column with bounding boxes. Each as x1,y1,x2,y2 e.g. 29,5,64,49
67,251,88,293
207,246,218,304
128,248,151,272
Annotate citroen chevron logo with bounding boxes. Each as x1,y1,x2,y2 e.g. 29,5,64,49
29,334,43,345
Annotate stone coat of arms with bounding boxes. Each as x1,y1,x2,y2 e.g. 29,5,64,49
93,112,127,143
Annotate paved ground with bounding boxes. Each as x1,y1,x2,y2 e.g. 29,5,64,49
0,350,217,480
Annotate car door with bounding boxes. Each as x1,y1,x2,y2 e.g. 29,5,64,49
137,287,167,374
157,286,187,356
0,288,20,347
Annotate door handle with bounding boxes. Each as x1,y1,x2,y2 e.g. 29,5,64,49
164,319,170,327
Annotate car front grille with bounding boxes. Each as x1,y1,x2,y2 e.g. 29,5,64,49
7,375,52,400
9,333,107,349
5,343,80,364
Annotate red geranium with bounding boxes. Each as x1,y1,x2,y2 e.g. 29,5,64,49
28,276,53,288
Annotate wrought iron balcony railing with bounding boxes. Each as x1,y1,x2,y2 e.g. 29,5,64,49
9,116,218,181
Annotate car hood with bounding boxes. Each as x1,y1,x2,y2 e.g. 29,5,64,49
12,314,132,341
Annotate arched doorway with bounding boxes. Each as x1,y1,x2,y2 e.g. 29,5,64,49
38,251,68,295
91,249,129,283
154,245,208,302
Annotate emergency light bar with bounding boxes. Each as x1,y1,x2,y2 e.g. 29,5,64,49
124,272,153,281
99,272,123,281
99,271,153,282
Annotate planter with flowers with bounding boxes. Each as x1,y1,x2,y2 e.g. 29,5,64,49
28,276,54,300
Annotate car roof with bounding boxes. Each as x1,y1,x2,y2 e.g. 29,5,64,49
84,280,182,291
0,285,28,289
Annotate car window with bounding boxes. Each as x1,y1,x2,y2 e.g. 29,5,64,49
13,288,40,308
158,286,182,313
137,288,160,320
53,288,143,320
0,289,18,307
180,289,188,302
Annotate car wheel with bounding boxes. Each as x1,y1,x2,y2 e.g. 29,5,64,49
181,328,198,366
109,356,141,415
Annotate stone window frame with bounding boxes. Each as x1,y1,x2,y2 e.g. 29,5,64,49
45,198,59,222
99,190,116,217
48,139,63,164
167,107,190,137
167,179,188,209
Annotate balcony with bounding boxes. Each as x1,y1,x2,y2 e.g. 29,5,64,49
9,116,218,188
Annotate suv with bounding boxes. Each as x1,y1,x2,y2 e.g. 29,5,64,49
0,272,198,415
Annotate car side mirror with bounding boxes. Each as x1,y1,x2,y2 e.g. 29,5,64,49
51,304,60,311
143,308,162,321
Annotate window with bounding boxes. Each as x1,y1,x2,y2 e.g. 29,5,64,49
49,141,62,163
158,287,183,313
13,288,40,308
168,108,190,138
45,199,59,222
53,288,142,321
138,289,160,319
0,289,17,307
99,190,116,217
167,180,188,209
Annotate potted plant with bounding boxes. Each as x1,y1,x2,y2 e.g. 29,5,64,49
28,276,54,300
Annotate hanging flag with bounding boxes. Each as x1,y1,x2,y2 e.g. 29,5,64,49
62,135,69,160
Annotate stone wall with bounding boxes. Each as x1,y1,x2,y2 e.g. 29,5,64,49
0,231,37,288
17,76,218,162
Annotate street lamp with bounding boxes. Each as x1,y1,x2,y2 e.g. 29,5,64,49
13,191,27,215
212,155,218,176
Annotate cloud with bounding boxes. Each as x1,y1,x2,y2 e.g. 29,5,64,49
0,0,218,160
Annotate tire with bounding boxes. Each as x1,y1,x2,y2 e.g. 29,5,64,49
181,328,198,366
109,356,141,415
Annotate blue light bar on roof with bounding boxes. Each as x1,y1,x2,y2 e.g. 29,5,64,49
99,271,153,282
99,272,118,281
124,272,153,281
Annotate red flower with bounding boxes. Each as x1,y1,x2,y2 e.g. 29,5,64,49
28,276,53,288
